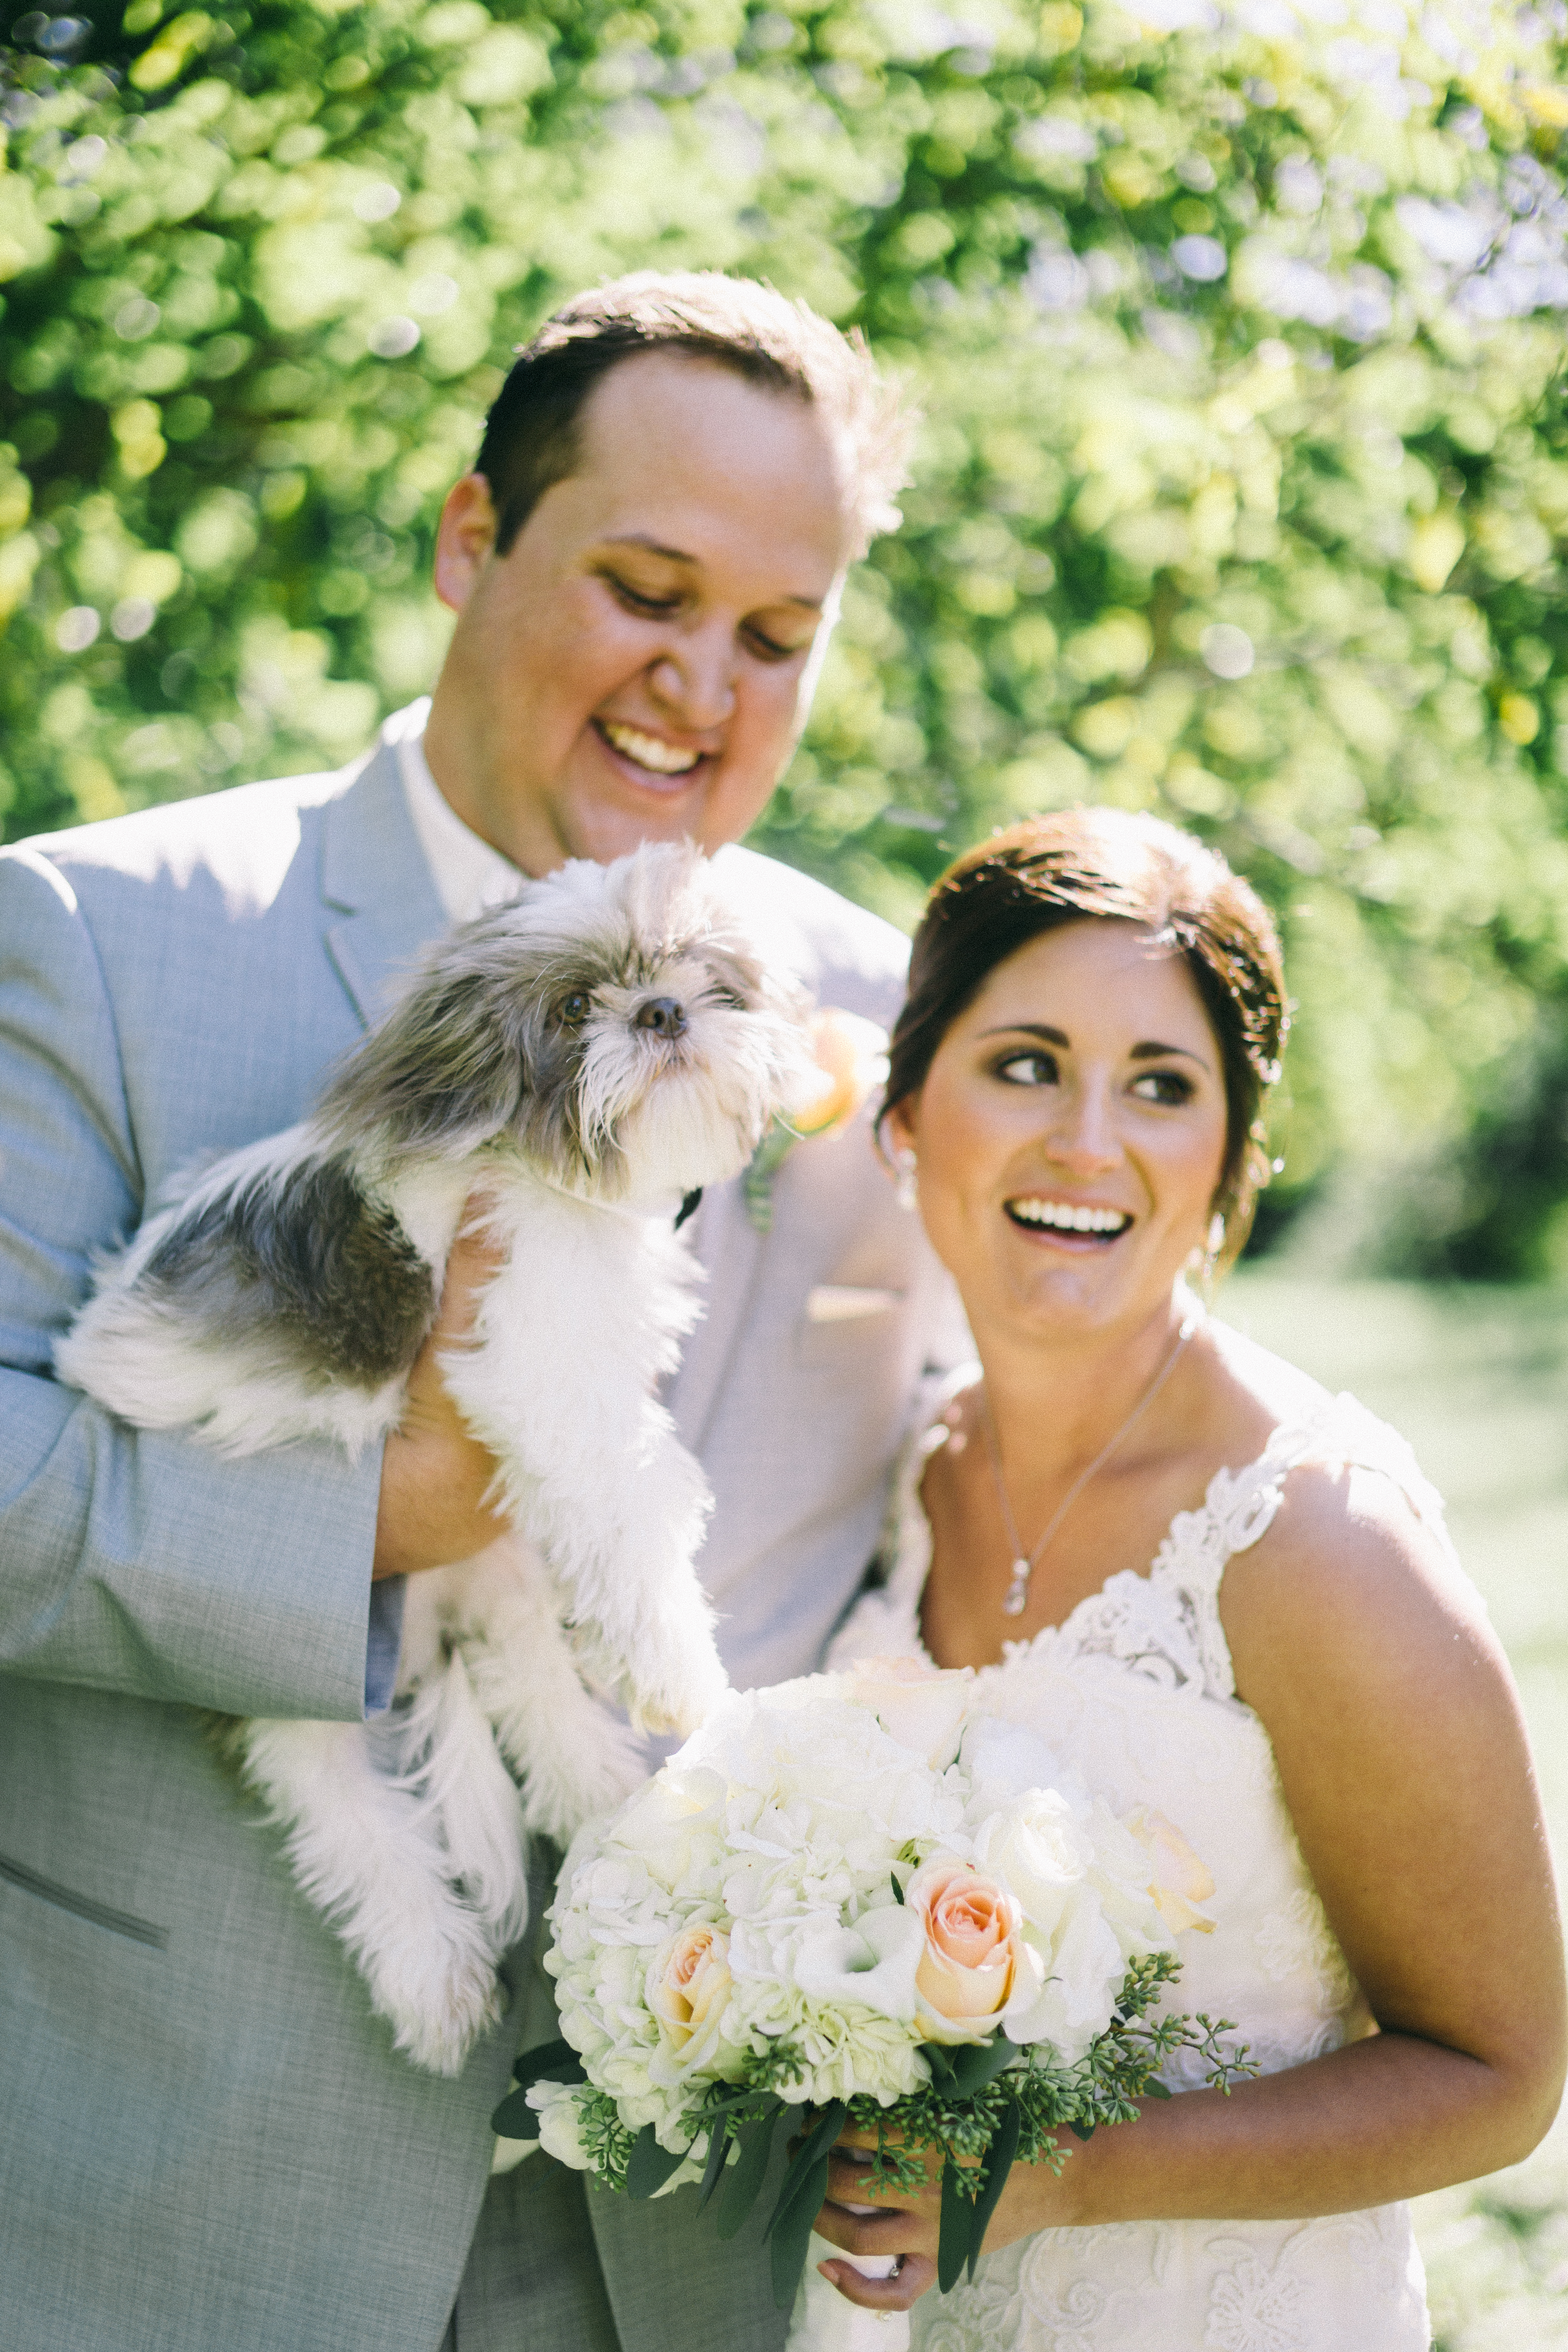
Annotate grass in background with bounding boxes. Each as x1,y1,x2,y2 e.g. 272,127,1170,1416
1226,1273,1568,2348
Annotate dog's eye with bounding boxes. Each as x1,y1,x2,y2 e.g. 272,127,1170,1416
556,991,591,1026
708,986,748,1012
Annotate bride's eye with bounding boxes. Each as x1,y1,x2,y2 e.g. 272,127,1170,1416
1130,1069,1194,1106
995,1051,1057,1087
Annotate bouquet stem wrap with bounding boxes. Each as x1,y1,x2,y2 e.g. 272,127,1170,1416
789,2230,907,2352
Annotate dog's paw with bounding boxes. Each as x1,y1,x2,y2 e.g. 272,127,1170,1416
370,1935,505,2078
522,1730,646,1842
624,1632,730,1740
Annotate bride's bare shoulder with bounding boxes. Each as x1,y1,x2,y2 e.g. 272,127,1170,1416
1194,1313,1331,1452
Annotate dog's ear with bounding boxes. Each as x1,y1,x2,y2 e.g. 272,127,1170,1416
323,964,526,1158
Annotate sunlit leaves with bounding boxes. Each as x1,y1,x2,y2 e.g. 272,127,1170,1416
4,0,1568,1260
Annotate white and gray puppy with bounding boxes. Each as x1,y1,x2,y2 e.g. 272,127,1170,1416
56,841,811,2074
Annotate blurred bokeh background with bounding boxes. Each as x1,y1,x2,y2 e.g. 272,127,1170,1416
4,3,1568,2339
5,0,1568,1278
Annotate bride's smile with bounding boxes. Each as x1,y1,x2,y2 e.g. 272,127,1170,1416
887,918,1228,1346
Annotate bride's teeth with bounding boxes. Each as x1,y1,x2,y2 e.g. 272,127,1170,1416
601,722,701,776
1008,1199,1129,1235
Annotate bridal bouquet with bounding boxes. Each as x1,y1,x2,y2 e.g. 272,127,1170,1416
494,1662,1246,2347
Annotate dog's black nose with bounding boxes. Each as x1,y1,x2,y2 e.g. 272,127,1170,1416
635,997,687,1038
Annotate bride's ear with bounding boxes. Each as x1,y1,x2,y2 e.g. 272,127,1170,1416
883,1095,918,1156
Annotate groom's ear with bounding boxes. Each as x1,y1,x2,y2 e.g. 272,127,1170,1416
324,962,528,1159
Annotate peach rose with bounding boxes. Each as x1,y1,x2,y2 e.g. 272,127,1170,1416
648,1924,733,2053
908,1860,1022,2044
788,1009,889,1140
1126,1807,1216,1936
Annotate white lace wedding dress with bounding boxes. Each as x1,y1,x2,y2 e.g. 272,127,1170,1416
826,1368,1440,2352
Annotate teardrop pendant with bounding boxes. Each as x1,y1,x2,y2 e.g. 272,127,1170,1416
1002,1562,1031,1617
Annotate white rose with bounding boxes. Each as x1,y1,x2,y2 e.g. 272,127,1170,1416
849,1657,976,1771
960,1713,1068,1802
1004,1891,1125,2060
971,1787,1092,1942
530,2080,592,2171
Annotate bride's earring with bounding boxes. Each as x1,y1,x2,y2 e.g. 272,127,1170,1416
893,1147,918,1212
1202,1212,1226,1285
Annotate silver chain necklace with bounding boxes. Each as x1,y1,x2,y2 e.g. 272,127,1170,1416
978,1306,1205,1618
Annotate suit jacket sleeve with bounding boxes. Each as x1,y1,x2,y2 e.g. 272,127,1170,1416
0,848,387,1720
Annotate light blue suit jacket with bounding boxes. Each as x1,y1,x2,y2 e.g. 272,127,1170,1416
0,734,956,2351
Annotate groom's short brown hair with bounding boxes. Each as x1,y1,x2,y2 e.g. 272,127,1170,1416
475,271,911,561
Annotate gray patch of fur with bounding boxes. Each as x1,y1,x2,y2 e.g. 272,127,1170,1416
142,1154,436,1387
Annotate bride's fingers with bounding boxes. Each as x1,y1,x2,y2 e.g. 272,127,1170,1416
814,2197,935,2259
816,2254,937,2313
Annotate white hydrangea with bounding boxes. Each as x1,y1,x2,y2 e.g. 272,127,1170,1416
542,1667,1191,2155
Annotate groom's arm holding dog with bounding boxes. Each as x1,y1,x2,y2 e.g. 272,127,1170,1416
0,850,566,1705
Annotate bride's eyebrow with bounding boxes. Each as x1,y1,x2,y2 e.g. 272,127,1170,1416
1131,1039,1211,1069
978,1023,1068,1045
978,1023,1213,1073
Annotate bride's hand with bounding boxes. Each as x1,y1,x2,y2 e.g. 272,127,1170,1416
813,2128,1085,2311
812,2134,937,2314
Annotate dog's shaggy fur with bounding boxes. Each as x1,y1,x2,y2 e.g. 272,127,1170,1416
57,843,810,2073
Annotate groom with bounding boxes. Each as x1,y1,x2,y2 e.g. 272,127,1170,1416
0,274,957,2350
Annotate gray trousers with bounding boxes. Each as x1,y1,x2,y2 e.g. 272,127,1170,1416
441,2156,619,2350
442,2153,791,2352
437,1843,788,2352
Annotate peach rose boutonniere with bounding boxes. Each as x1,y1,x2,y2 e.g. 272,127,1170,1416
907,1860,1024,2047
743,1007,889,1234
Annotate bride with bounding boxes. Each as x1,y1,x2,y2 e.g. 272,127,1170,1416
814,808,1565,2347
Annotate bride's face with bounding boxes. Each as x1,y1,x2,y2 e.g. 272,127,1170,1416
889,919,1229,1342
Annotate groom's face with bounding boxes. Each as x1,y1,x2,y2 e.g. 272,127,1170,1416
426,350,854,876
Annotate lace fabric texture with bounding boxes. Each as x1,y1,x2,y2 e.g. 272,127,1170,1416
827,1375,1441,2351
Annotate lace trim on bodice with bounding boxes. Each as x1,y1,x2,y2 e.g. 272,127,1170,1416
850,1367,1454,1706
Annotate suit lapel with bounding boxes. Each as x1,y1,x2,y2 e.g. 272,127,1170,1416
319,740,449,1032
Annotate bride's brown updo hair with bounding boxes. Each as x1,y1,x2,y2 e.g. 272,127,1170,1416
882,808,1288,1258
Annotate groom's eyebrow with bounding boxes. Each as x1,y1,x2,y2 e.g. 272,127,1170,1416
604,533,698,563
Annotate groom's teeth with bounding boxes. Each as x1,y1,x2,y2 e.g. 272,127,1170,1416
1007,1199,1131,1235
600,722,701,776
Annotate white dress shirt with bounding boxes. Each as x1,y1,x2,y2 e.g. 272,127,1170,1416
385,697,523,924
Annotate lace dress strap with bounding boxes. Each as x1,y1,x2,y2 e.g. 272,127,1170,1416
1153,1388,1458,1700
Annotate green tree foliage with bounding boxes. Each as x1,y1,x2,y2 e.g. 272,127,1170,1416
4,0,1568,1266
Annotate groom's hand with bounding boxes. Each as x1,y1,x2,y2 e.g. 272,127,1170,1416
372,1213,508,1579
